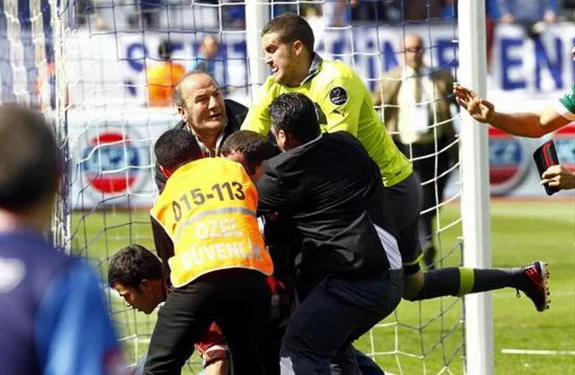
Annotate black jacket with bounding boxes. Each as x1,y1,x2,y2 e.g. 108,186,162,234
153,99,248,192
257,131,401,280
151,99,247,286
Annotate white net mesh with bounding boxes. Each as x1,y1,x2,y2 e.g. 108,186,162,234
1,0,466,373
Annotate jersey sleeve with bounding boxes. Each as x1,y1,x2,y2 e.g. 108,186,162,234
554,84,575,121
35,261,127,375
241,79,275,135
319,76,361,136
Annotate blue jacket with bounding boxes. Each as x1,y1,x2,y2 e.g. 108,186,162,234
0,230,125,375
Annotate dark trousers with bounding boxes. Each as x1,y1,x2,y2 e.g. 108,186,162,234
280,273,403,374
409,141,451,246
385,171,423,275
143,269,271,375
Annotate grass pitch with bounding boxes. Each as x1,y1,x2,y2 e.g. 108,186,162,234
71,199,575,374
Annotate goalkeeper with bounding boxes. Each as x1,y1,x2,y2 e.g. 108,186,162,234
241,13,422,296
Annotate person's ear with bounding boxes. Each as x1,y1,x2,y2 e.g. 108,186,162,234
140,279,152,291
279,129,290,147
177,106,186,122
160,165,173,179
293,40,303,56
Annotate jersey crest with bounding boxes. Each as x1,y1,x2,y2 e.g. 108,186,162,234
329,87,348,105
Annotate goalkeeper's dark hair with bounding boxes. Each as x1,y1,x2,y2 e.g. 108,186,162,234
269,93,321,143
262,13,314,56
0,104,61,212
221,130,280,174
154,128,204,172
108,244,163,289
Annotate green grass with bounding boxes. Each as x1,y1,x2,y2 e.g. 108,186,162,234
71,199,575,374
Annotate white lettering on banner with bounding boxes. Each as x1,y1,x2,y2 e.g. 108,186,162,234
64,22,574,107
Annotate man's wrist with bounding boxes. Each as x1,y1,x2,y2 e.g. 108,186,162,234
487,111,497,125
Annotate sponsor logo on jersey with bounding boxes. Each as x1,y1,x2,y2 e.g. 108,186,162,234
80,131,146,195
488,127,530,195
552,124,575,171
329,87,348,105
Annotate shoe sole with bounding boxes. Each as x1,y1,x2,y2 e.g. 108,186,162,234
536,261,551,312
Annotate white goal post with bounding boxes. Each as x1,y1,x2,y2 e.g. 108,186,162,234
456,1,493,374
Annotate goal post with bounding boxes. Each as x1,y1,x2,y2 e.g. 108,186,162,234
456,1,494,374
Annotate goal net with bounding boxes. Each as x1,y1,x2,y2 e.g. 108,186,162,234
2,0,466,373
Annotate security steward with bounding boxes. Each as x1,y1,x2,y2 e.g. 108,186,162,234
145,128,273,375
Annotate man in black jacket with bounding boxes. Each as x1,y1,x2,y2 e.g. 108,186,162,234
153,70,247,192
256,93,403,374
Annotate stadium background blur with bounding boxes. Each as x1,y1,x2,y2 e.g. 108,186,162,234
0,1,573,374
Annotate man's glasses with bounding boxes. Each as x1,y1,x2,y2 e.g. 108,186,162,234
405,47,425,53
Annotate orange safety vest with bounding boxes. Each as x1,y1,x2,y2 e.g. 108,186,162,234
151,158,274,288
146,61,186,107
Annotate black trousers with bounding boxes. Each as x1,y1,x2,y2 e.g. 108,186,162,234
143,269,271,375
408,141,452,244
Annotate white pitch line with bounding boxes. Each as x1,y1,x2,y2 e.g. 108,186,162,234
502,349,575,356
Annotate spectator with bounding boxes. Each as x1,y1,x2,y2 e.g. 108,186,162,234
499,0,558,39
322,0,356,27
139,0,162,29
146,39,186,107
0,105,127,374
373,33,458,270
189,35,220,78
400,0,453,21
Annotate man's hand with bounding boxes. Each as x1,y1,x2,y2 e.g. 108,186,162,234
453,84,495,124
541,165,575,190
204,358,230,375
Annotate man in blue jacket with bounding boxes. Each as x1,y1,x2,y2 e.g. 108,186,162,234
0,105,127,375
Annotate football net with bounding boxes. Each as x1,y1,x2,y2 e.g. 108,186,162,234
3,0,465,373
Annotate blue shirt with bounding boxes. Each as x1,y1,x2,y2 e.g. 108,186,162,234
0,231,125,375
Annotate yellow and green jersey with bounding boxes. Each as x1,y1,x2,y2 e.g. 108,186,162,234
242,54,412,187
555,84,575,121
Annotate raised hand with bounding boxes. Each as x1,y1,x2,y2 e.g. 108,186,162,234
453,84,495,124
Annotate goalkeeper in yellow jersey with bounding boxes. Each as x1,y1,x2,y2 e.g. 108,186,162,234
242,13,430,298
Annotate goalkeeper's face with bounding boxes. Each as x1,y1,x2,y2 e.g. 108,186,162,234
262,32,302,87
